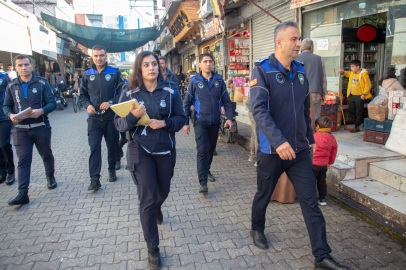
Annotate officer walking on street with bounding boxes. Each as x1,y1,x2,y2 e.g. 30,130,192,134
3,55,57,205
0,71,16,186
159,56,179,90
249,22,348,270
183,52,234,194
80,45,126,190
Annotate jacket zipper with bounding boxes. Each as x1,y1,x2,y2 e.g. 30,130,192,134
150,91,155,152
99,73,103,121
291,81,298,152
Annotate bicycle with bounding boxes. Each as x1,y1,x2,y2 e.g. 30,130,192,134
72,92,82,113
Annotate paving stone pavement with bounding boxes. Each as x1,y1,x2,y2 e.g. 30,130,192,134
0,104,405,270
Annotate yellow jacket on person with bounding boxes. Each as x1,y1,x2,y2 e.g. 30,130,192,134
343,69,372,99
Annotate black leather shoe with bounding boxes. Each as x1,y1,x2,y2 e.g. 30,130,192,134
8,192,29,206
46,175,57,189
315,258,349,270
250,229,269,250
6,173,15,186
88,177,101,190
108,170,117,182
147,248,162,270
0,174,6,184
208,171,216,182
157,207,163,225
115,160,121,170
199,183,208,193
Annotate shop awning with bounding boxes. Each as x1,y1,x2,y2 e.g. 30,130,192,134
157,0,183,31
0,1,32,55
41,13,163,53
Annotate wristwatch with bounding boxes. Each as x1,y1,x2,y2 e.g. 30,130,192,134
109,100,114,105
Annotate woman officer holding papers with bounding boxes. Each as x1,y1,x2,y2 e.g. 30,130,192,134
113,51,186,270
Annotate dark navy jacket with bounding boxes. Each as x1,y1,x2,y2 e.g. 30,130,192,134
3,73,56,126
80,63,126,121
183,71,233,125
114,79,186,155
250,54,314,155
0,72,12,121
163,68,179,90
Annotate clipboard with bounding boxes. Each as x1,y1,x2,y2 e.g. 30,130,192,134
111,99,150,126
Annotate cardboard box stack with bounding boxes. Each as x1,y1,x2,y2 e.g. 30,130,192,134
388,90,406,120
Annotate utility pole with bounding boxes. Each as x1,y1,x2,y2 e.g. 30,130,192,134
33,0,35,15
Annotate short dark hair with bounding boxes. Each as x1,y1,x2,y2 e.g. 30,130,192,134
92,44,106,52
316,116,333,129
14,55,32,65
199,52,214,63
158,56,166,63
7,64,12,67
274,21,299,44
350,60,361,67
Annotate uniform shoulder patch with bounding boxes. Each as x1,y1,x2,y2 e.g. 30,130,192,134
163,87,174,94
255,57,268,64
39,80,46,85
250,79,257,87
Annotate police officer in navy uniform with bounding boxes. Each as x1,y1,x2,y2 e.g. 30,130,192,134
114,51,186,269
183,52,234,193
3,55,57,205
0,71,16,186
249,22,348,270
80,45,126,191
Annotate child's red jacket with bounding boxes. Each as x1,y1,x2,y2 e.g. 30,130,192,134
313,129,338,167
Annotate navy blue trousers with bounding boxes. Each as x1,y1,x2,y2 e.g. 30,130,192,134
87,118,119,178
252,149,332,262
128,141,176,250
0,121,15,176
11,126,55,192
193,119,220,184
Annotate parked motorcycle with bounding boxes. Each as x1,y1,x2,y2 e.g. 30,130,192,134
55,82,68,110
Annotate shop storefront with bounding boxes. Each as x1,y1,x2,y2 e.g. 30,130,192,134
300,0,406,97
226,22,251,103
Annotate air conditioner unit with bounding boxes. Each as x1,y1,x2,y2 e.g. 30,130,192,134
197,0,212,20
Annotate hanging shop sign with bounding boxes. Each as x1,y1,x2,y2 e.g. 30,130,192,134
0,3,32,54
56,37,70,57
290,0,326,9
167,2,199,42
28,15,58,59
199,16,225,41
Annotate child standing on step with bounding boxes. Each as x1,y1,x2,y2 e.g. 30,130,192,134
313,116,338,206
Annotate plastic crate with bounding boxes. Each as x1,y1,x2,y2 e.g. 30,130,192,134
331,121,338,132
364,118,393,133
363,130,390,145
321,103,338,115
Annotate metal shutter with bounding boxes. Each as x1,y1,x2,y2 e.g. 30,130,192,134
252,2,295,62
0,51,13,68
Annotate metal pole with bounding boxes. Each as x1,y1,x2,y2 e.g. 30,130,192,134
245,0,282,23
33,0,35,15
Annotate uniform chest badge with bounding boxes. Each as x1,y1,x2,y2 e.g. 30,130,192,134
276,73,285,84
139,101,144,106
90,75,95,81
32,88,37,93
160,100,166,107
298,74,305,85
198,82,204,89
214,82,219,88
105,74,111,81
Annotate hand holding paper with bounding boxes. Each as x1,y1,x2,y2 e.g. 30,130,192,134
110,99,150,126
131,103,146,118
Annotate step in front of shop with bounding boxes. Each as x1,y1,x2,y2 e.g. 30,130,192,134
336,177,406,233
369,159,406,192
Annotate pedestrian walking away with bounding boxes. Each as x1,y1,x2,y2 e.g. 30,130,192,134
0,71,16,186
296,38,327,120
3,54,57,206
158,56,180,90
80,45,126,191
313,116,338,206
114,51,186,269
249,21,348,270
183,52,234,194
